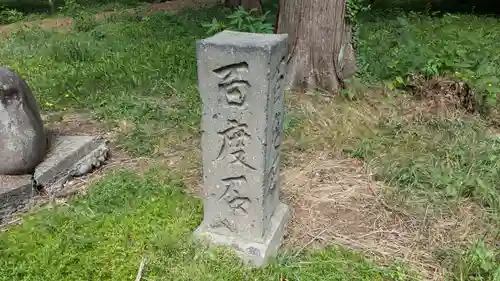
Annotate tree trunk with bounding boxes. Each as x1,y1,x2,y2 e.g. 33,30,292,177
226,0,241,8
276,0,357,93
48,0,55,14
225,0,262,11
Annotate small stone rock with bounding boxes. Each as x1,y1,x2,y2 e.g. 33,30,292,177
0,67,48,175
77,163,92,176
51,182,63,191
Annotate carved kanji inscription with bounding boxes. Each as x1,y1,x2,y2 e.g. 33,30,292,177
219,176,251,215
216,119,256,170
213,62,250,108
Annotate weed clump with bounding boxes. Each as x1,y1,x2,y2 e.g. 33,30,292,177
403,73,481,114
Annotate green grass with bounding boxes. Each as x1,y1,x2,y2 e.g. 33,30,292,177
354,15,500,277
0,0,154,16
0,7,228,155
287,92,500,280
351,109,500,280
0,170,411,281
350,115,500,210
285,11,500,272
354,17,500,279
0,7,415,279
357,11,500,80
357,11,500,107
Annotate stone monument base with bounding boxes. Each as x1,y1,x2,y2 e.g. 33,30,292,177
193,203,290,268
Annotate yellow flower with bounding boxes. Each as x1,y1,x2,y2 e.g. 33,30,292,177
488,83,492,87
44,101,54,107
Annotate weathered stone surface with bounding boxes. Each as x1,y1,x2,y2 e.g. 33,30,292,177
34,135,109,191
0,175,33,222
0,67,48,175
194,30,289,267
0,135,109,222
195,203,290,267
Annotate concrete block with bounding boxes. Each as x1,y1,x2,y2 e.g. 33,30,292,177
195,30,289,267
34,135,109,192
0,135,109,223
0,175,33,222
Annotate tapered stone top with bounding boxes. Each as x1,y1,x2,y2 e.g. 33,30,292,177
199,30,288,49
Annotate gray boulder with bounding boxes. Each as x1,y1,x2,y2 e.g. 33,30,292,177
0,67,48,175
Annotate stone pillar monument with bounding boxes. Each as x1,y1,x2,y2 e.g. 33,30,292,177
194,30,290,267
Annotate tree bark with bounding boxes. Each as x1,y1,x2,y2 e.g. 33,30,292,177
226,0,241,8
225,0,262,11
48,0,55,14
276,0,357,93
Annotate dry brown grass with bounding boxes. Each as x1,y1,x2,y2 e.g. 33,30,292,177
277,88,496,280
280,151,492,280
404,73,480,115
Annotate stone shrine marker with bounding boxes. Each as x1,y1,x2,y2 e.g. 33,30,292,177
194,30,290,267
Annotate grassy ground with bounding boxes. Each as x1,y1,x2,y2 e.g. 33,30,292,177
0,4,414,281
1,6,212,155
0,1,500,280
0,170,409,281
355,10,500,229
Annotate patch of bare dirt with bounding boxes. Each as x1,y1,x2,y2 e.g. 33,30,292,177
39,112,152,196
280,152,494,280
44,111,104,136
